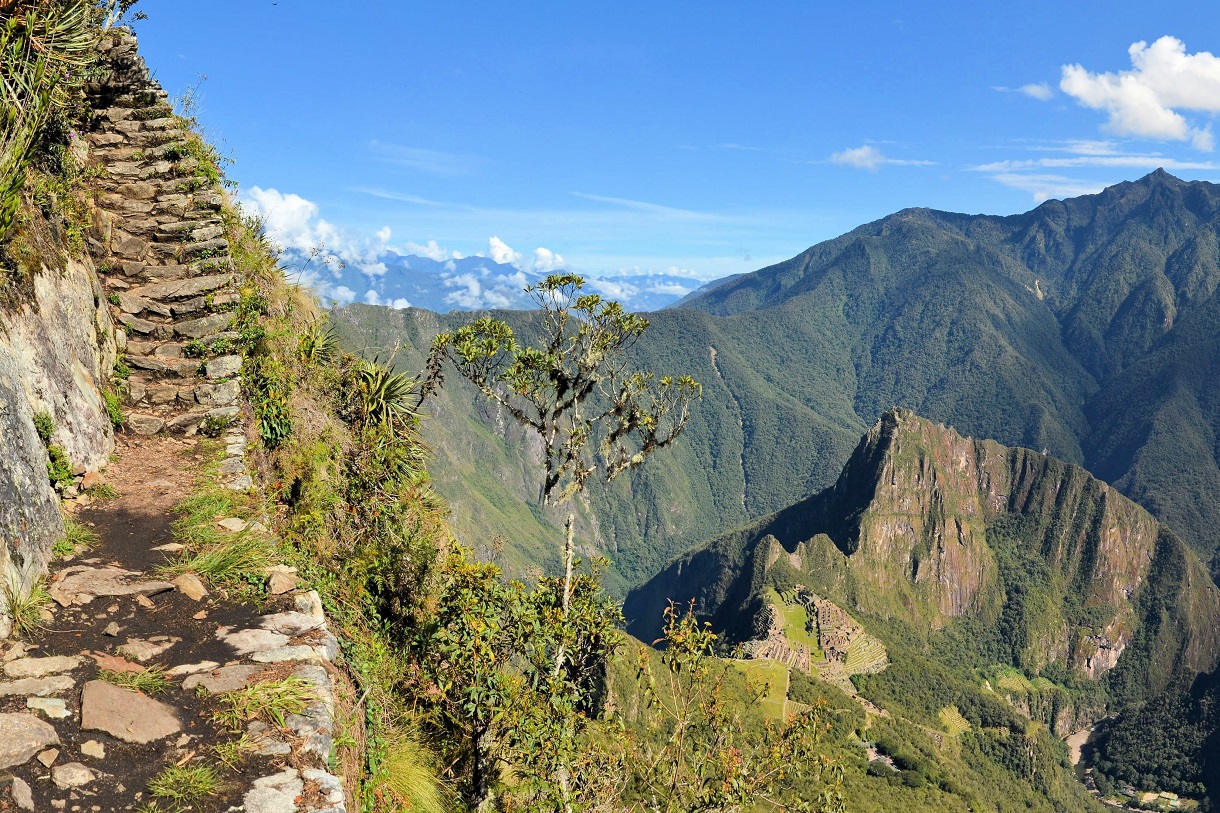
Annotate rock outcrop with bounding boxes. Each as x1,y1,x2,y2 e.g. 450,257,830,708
626,409,1220,695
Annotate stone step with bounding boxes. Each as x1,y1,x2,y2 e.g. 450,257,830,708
174,311,235,339
153,220,223,243
115,292,171,318
182,236,228,256
128,272,233,302
124,354,200,376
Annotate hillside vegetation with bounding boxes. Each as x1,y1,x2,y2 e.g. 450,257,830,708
626,409,1220,803
335,170,1220,589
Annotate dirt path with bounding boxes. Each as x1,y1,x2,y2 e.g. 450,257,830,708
0,435,343,813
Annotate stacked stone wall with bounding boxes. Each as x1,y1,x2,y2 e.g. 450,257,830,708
84,30,242,438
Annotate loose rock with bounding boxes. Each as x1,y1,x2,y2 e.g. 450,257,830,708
27,697,71,719
172,572,207,601
81,740,106,759
10,776,34,811
0,713,59,769
37,748,59,767
3,655,81,678
52,762,95,789
80,680,181,743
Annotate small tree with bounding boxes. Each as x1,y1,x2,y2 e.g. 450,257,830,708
427,273,700,807
428,272,700,660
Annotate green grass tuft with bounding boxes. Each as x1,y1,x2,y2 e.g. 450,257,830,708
147,762,222,807
99,667,170,695
160,532,276,587
214,676,317,731
2,577,52,638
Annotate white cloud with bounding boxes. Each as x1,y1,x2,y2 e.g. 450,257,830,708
391,298,411,309
1060,36,1220,150
647,282,693,297
331,286,356,306
241,186,338,253
584,278,640,301
370,142,482,175
404,240,453,261
830,144,936,170
973,153,1217,172
487,236,522,266
531,246,565,273
1019,82,1054,101
361,262,388,277
989,173,1108,203
376,226,392,243
443,273,515,309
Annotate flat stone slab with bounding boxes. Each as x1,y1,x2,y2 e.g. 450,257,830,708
165,660,219,677
0,713,59,769
175,311,233,339
259,612,324,637
0,675,76,697
3,655,81,678
219,627,289,655
117,636,180,662
52,761,95,789
80,680,181,743
182,663,261,693
26,697,71,719
251,645,323,664
242,769,303,813
129,272,232,301
50,566,174,606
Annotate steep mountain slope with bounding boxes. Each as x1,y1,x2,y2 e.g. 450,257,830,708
625,409,1220,803
625,410,1220,696
334,170,1220,588
682,169,1220,560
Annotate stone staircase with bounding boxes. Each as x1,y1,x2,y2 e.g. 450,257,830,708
84,29,243,437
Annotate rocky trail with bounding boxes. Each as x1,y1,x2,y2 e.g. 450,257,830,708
0,434,346,813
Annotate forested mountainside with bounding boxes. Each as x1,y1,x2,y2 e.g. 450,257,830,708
627,409,1220,800
334,170,1220,589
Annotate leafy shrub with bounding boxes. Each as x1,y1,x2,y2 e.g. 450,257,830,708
47,444,73,486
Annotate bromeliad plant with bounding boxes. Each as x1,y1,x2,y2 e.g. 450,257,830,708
0,0,99,243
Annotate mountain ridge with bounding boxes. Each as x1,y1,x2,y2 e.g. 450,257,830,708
625,408,1220,711
334,170,1220,589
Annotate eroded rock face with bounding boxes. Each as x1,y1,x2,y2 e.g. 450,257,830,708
0,257,117,636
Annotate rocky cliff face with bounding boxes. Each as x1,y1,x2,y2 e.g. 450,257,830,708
0,232,117,638
626,409,1220,692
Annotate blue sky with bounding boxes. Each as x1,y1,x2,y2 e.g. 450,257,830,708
133,1,1220,296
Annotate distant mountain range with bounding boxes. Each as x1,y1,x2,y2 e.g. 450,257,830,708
292,249,708,313
334,169,1220,593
